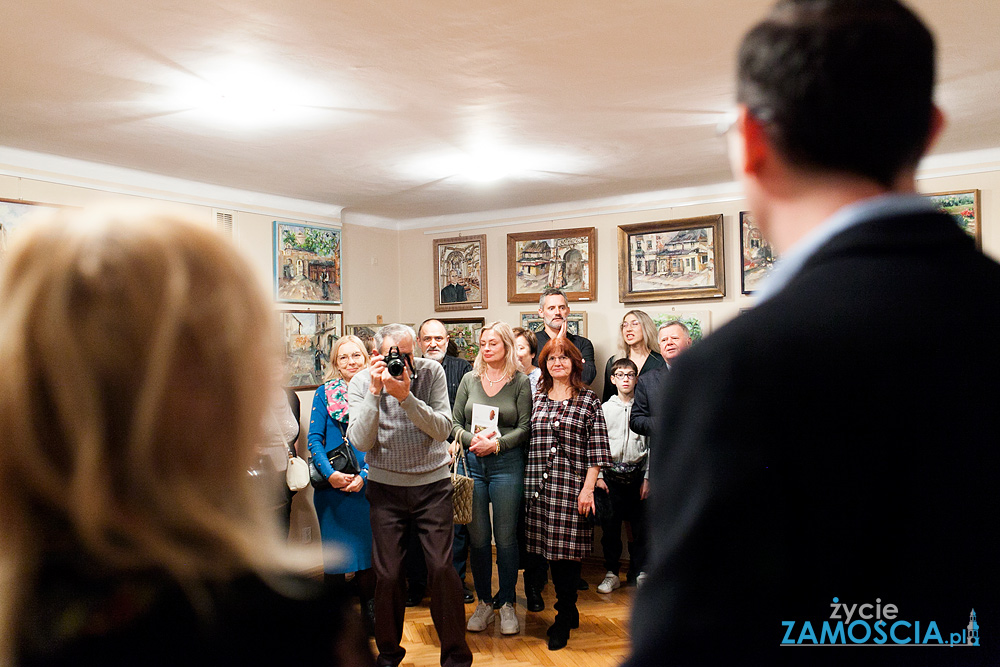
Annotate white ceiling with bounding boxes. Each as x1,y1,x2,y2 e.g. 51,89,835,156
2,0,999,226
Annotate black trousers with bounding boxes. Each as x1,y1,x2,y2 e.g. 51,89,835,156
600,474,647,578
549,559,582,628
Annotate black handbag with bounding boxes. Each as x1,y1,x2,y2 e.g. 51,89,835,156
309,424,360,489
584,485,614,526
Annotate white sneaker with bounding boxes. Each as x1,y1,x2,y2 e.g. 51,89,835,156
499,603,520,635
636,571,648,588
597,572,621,594
467,600,495,632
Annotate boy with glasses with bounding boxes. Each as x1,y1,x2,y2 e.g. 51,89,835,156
595,358,649,593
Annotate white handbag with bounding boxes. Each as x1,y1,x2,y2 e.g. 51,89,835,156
286,452,311,492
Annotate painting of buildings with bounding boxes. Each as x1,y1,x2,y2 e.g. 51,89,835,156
507,227,596,302
434,234,487,311
282,310,342,388
740,211,777,294
275,222,342,304
629,227,715,292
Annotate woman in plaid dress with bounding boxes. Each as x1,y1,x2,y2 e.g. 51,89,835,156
524,335,612,650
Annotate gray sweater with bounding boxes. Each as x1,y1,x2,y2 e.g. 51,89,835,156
346,357,453,486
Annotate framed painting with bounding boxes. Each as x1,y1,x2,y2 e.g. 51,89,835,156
649,309,710,342
436,317,485,363
618,215,725,303
740,211,777,294
519,311,588,338
281,310,342,389
506,227,597,303
434,234,487,312
928,190,981,249
274,221,342,304
1,199,62,253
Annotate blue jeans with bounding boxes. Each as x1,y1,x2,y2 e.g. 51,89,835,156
467,446,524,605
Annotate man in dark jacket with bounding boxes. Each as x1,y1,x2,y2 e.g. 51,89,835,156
625,2,1000,666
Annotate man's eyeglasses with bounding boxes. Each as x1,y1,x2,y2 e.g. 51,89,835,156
612,372,636,379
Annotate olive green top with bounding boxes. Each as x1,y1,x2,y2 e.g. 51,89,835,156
451,370,532,454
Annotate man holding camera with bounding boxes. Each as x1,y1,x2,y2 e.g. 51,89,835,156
348,324,472,667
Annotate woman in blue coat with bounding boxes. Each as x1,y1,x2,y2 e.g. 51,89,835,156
308,334,375,632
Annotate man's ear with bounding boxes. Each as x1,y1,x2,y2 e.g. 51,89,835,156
924,105,946,155
734,105,770,177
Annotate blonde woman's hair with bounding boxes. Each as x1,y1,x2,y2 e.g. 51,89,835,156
616,310,658,360
323,335,370,382
0,205,304,659
472,321,519,379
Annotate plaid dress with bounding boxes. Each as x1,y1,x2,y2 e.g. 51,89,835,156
525,387,612,561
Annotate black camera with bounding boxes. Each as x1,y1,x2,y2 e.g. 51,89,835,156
384,346,412,377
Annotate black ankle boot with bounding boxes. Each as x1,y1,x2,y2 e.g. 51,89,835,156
547,622,570,650
526,586,544,612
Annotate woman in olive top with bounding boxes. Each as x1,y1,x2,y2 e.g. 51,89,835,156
452,322,532,636
601,310,665,402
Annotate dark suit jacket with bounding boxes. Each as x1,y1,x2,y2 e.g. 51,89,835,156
533,330,597,384
440,283,467,303
440,353,473,408
626,211,1000,667
628,365,667,437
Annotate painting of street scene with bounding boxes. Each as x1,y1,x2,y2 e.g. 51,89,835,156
740,211,777,294
434,235,487,311
929,190,981,248
274,221,342,304
282,310,342,388
507,227,596,302
618,215,725,303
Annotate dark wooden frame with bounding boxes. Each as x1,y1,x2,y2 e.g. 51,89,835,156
433,234,488,312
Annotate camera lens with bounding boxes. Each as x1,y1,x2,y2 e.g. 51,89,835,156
386,358,406,376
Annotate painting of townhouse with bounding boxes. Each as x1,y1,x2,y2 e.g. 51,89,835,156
617,215,725,303
345,323,415,354
0,199,61,254
740,211,777,294
274,221,342,304
928,190,981,249
281,310,342,389
437,317,485,363
506,227,597,303
519,311,588,338
434,234,488,312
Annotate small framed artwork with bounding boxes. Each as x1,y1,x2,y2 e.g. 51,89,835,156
433,234,488,312
507,227,597,303
281,310,343,389
1,199,62,253
927,190,981,249
618,215,725,303
519,311,589,338
649,310,710,342
437,317,486,363
740,211,777,294
274,221,342,305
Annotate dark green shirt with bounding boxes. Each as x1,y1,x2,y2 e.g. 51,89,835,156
452,371,531,453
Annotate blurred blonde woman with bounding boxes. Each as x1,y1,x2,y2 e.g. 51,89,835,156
601,310,664,402
0,206,371,666
451,322,531,635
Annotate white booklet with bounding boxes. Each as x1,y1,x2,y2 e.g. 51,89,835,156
471,403,500,440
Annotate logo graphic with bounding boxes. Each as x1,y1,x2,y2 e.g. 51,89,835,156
781,599,980,647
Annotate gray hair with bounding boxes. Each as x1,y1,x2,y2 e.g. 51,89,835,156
374,323,417,351
658,320,691,337
538,287,568,309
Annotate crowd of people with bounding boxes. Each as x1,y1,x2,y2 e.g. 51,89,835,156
298,288,684,662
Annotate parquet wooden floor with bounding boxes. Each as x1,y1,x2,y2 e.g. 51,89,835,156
369,559,634,667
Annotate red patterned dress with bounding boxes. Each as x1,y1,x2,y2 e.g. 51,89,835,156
525,387,612,560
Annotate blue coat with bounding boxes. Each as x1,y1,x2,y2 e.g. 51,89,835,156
308,384,372,574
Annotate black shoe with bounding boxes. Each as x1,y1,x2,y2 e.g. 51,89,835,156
404,587,425,607
493,598,502,610
547,624,570,650
577,577,589,591
463,586,474,604
526,587,544,612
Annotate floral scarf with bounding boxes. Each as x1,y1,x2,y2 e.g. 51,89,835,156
324,378,350,423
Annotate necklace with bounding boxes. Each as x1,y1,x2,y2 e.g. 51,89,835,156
484,368,508,387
